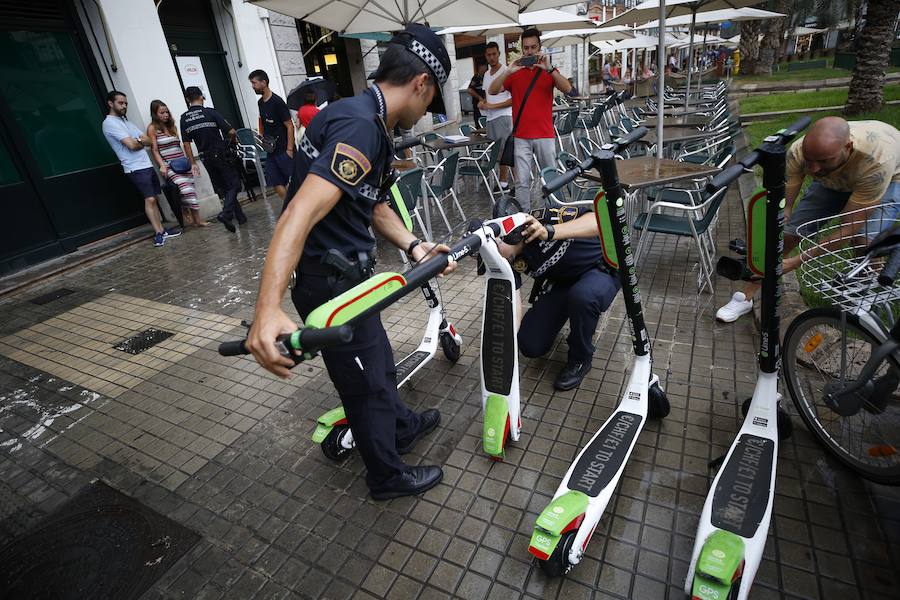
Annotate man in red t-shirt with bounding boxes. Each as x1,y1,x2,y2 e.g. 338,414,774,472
488,28,571,210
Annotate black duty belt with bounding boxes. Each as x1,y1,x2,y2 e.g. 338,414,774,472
298,249,376,281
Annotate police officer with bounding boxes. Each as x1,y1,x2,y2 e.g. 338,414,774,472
247,25,454,501
503,211,621,390
180,86,247,232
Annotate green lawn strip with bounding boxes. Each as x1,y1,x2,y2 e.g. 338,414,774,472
735,64,900,84
740,84,900,115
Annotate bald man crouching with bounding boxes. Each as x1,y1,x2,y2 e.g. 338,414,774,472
717,117,900,323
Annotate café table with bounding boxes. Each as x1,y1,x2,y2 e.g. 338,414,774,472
424,133,493,151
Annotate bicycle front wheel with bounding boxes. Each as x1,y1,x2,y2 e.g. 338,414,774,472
783,307,900,485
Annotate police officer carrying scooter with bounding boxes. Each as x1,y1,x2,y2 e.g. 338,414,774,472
180,86,247,232
246,25,455,501
503,210,621,390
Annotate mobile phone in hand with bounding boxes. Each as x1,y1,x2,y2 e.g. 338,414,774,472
519,55,538,67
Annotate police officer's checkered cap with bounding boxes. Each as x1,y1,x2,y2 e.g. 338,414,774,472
390,25,450,87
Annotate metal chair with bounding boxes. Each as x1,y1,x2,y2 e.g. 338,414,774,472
458,142,503,205
235,128,267,201
425,150,465,231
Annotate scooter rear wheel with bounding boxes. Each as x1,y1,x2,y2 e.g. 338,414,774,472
321,425,353,461
440,331,461,362
648,383,670,419
538,530,578,577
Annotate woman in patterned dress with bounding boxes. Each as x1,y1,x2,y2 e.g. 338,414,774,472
148,100,208,227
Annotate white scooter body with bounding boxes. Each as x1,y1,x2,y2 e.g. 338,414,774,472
395,282,462,388
685,370,780,599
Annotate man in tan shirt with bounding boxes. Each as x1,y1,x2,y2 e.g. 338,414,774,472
717,117,900,322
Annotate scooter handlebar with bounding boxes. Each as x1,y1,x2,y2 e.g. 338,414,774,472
395,136,423,151
542,127,648,197
878,246,900,287
613,126,649,151
707,164,747,194
782,116,812,140
217,324,354,358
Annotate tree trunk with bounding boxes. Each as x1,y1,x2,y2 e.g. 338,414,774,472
755,1,790,75
739,19,763,75
845,0,900,115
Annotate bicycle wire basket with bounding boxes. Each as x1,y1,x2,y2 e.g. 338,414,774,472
797,203,900,312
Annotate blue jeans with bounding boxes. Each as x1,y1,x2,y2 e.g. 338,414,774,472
787,181,900,240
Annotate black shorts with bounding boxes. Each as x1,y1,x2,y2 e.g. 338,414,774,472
126,167,161,199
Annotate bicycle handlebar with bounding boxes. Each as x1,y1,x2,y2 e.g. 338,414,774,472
706,116,812,193
541,127,648,196
878,246,900,287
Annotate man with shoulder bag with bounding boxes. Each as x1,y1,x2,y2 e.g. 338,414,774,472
488,28,571,211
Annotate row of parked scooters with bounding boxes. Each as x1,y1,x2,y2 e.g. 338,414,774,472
220,118,812,599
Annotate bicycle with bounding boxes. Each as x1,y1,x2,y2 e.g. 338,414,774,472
782,204,900,485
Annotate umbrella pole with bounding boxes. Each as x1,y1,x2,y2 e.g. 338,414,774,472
698,27,707,93
683,8,697,109
656,1,665,158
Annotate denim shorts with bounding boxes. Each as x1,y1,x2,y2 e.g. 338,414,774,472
264,151,294,188
787,181,900,240
126,167,161,199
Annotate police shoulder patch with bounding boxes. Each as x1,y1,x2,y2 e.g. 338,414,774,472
331,142,372,186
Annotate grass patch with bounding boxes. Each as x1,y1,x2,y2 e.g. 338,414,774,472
736,63,900,84
740,85,900,115
742,104,900,149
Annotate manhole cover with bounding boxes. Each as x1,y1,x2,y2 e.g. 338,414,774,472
113,329,175,355
29,288,75,306
0,480,199,599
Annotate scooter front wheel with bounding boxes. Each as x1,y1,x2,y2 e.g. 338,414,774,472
321,425,354,461
538,530,577,577
648,383,670,419
440,331,461,362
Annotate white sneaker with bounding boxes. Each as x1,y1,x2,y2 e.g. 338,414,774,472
716,292,753,322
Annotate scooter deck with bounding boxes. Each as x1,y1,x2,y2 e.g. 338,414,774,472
396,350,432,385
567,411,643,496
710,433,775,537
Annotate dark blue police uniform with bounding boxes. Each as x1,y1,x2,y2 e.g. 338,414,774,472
284,84,422,489
180,105,246,225
517,238,620,365
258,92,294,188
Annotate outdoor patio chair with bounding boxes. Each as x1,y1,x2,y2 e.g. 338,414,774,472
235,128,267,201
458,141,503,205
632,186,729,294
393,167,432,240
554,109,579,154
424,150,465,231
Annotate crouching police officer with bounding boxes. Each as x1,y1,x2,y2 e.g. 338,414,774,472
247,25,455,501
180,86,247,233
502,209,621,391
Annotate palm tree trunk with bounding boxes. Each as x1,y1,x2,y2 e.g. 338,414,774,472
755,0,790,75
845,0,900,115
739,20,763,74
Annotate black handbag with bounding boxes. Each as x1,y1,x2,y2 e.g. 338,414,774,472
500,68,544,168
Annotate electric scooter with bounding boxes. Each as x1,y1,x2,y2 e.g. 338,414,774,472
219,214,527,462
685,116,811,600
311,170,463,461
528,126,670,576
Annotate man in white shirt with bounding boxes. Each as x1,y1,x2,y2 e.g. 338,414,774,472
480,42,515,194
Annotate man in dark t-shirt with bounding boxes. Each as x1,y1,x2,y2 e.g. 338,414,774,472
467,63,487,124
250,69,295,200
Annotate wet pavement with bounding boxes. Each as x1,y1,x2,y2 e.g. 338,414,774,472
0,180,898,600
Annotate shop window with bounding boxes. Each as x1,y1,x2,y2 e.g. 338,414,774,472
0,30,116,178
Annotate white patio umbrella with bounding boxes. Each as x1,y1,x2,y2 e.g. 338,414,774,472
543,27,634,94
437,9,596,37
636,7,785,30
601,0,775,108
249,0,550,34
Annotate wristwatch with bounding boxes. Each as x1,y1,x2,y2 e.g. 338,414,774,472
407,238,423,257
545,223,555,241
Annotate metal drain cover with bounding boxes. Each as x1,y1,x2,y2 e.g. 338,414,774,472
30,288,75,305
113,329,174,355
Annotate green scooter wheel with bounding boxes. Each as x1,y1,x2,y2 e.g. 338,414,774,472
538,530,577,577
321,425,353,461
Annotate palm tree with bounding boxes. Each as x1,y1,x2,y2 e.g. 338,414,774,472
844,0,900,115
739,19,762,74
755,0,790,75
